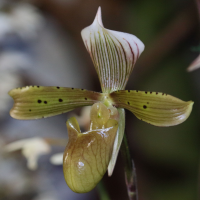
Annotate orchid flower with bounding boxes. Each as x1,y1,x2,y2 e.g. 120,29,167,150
9,7,193,193
4,137,51,170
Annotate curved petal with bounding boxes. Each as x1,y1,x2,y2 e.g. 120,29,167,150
81,7,144,93
187,54,200,72
109,90,193,127
108,108,125,176
9,86,102,119
63,103,119,193
4,138,30,152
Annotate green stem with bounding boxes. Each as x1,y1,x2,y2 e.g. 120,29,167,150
97,180,111,200
120,133,138,200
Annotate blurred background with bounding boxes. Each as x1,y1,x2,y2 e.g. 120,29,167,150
0,0,199,200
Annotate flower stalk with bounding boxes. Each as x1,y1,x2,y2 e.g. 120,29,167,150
97,180,111,200
121,132,138,200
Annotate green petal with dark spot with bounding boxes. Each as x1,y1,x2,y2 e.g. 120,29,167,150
9,86,102,120
109,90,193,127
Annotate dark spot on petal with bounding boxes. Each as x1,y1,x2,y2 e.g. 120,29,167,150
38,100,42,103
59,99,63,102
81,89,84,90
128,90,130,92
143,105,147,109
85,98,87,100
29,109,31,112
37,86,40,88
57,87,60,89
72,88,74,90
136,90,138,92
162,93,164,95
145,91,147,94
147,102,149,104
156,92,158,95
150,92,152,94
127,102,130,105
44,101,47,104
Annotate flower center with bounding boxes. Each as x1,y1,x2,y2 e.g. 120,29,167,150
101,93,113,107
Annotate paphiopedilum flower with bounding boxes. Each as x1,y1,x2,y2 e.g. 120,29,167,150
9,7,193,193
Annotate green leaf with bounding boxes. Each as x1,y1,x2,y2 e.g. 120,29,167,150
81,7,144,93
109,90,194,127
9,86,102,120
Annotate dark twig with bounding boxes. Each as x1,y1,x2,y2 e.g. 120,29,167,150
196,0,200,20
120,133,138,200
131,2,197,85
